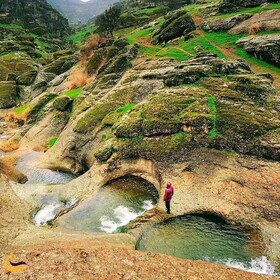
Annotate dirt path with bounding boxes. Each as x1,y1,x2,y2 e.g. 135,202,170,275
196,30,280,90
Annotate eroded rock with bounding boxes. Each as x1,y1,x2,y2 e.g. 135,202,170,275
236,34,280,67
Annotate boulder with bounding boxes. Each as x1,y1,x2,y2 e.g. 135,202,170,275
201,14,252,32
0,81,17,109
236,34,280,67
229,10,280,34
17,70,38,85
218,0,267,13
44,55,78,75
152,11,195,44
53,95,73,112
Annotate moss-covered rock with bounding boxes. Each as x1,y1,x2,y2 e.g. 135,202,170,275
86,48,107,74
228,74,276,104
17,70,38,85
53,95,73,112
0,53,36,81
103,54,132,75
152,11,195,44
119,13,150,28
44,55,77,75
53,49,73,59
113,111,143,138
116,133,193,161
27,93,57,123
74,102,121,133
0,81,17,109
94,140,114,162
74,86,137,134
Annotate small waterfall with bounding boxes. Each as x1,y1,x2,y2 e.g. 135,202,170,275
99,200,154,233
224,256,276,276
34,198,77,226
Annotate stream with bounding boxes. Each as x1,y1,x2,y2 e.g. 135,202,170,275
15,151,76,184
59,177,158,233
0,132,277,276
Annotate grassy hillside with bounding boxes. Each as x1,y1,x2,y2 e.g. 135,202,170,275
72,1,280,76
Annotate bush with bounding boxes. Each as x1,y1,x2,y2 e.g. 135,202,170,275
248,23,262,35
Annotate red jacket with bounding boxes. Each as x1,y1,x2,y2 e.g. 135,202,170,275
163,186,174,201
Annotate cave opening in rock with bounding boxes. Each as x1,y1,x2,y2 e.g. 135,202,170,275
15,151,76,184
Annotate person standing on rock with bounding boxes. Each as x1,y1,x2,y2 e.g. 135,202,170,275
163,182,174,214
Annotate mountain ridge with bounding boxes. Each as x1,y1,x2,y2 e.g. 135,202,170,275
47,0,120,24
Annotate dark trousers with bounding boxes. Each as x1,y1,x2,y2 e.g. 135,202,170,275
165,200,171,214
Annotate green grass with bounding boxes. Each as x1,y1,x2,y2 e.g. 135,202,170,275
45,137,58,148
134,7,165,16
204,31,280,74
114,104,135,114
216,3,280,18
0,23,23,30
207,96,217,137
13,105,30,115
63,88,82,99
68,24,96,43
171,131,188,142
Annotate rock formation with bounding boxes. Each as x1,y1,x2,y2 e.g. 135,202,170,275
237,34,280,67
0,0,70,37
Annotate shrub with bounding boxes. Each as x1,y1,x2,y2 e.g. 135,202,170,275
67,67,91,89
248,23,262,35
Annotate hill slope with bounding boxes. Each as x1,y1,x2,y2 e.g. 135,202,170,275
47,0,120,24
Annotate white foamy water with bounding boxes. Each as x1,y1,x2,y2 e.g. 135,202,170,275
34,203,63,226
34,198,77,226
99,200,154,233
224,256,276,276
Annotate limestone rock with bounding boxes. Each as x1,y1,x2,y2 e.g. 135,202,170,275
17,70,38,85
218,0,267,13
201,14,252,32
53,95,73,112
44,55,78,75
152,11,195,44
0,81,17,109
229,10,280,34
236,34,280,67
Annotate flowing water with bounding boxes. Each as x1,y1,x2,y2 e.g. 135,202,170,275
59,177,158,233
136,215,276,276
16,151,76,184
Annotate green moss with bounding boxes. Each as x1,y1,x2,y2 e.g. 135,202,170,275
75,102,121,133
87,48,107,74
117,134,192,160
94,140,114,162
13,104,30,114
113,110,143,139
0,81,17,109
63,88,82,99
113,225,128,233
45,137,58,148
27,94,57,123
207,96,217,137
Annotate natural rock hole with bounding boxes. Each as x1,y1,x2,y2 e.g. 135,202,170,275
16,151,76,184
58,176,159,233
136,214,276,276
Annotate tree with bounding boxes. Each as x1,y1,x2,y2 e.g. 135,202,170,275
95,6,121,36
